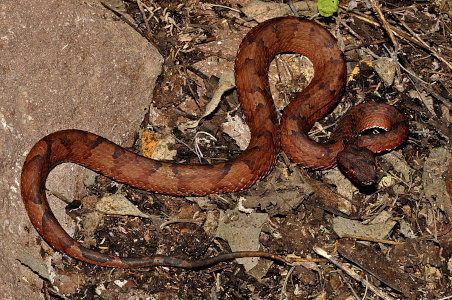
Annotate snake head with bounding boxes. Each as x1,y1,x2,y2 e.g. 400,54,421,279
337,143,377,186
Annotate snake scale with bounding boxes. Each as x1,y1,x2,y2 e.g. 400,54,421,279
21,17,408,268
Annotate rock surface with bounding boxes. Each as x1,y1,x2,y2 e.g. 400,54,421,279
0,0,162,297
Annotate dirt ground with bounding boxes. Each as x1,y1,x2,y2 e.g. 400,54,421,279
15,0,452,299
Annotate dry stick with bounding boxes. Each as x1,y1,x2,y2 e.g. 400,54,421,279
279,266,295,300
194,47,235,62
207,4,241,13
398,56,452,110
46,190,72,204
339,19,366,44
340,5,452,71
136,0,151,35
313,247,396,300
377,16,452,80
386,7,430,50
287,0,300,17
369,0,399,50
182,66,201,108
344,279,362,300
160,218,203,228
101,2,158,48
425,69,452,77
389,12,452,101
341,234,403,245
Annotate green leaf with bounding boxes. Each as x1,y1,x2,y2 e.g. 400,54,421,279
317,0,339,17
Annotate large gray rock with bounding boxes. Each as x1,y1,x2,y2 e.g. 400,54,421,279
0,0,163,297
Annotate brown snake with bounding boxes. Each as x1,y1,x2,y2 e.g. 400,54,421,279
21,17,408,268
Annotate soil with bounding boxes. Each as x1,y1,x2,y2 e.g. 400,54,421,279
21,0,452,299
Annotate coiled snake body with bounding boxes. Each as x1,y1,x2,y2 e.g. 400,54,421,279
21,17,408,268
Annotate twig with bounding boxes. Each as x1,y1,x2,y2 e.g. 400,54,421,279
47,190,72,204
386,8,430,50
206,4,241,13
340,5,452,70
398,56,452,110
160,218,203,229
313,246,396,300
341,234,403,245
339,19,366,44
194,47,235,62
182,66,201,108
279,265,295,300
101,1,158,49
171,134,199,157
424,70,452,77
136,0,151,34
369,0,399,50
287,1,300,17
344,279,362,300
